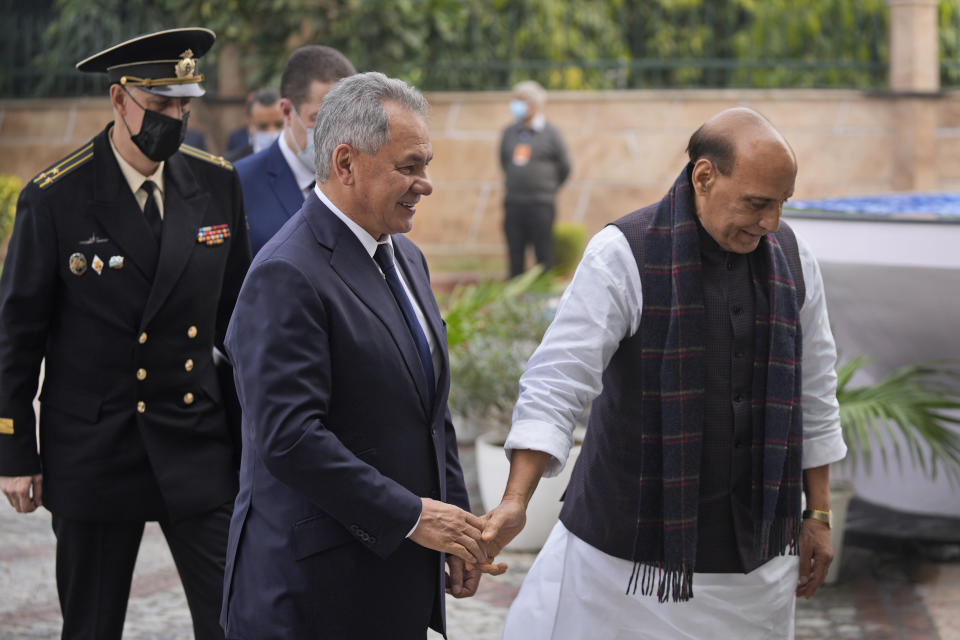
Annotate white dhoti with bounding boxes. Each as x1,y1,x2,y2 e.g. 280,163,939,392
503,522,798,640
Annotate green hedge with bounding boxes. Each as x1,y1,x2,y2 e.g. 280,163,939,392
552,222,587,277
0,174,20,271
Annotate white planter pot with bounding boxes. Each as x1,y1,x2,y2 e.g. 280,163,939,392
475,429,583,551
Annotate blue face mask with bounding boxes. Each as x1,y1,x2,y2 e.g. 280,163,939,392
510,99,528,120
292,109,316,172
251,129,280,154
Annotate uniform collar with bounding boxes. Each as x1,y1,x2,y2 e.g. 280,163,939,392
108,127,164,198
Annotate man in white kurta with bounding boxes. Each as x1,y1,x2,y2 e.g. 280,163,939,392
482,108,847,640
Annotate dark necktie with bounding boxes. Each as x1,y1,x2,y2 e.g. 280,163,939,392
141,180,162,243
374,243,436,407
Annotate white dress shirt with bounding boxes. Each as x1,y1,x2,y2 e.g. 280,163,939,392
313,186,439,374
280,132,318,200
109,131,165,217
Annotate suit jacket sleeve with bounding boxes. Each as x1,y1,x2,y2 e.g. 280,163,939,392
0,186,57,475
443,407,470,511
226,257,422,558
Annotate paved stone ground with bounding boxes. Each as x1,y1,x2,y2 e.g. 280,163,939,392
2,508,957,640
2,445,958,639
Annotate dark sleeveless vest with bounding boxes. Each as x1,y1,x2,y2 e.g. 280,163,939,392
558,205,805,573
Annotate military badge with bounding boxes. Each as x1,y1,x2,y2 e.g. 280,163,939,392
197,224,230,246
92,254,104,275
109,255,124,269
69,252,88,276
0,417,12,435
175,49,197,79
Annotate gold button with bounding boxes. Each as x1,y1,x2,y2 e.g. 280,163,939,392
137,401,146,413
183,392,195,405
136,368,147,381
184,359,194,372
187,326,198,339
138,332,148,344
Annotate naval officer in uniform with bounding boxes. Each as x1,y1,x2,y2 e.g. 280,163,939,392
0,28,250,640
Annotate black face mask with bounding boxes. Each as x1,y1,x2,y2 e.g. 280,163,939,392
122,89,189,162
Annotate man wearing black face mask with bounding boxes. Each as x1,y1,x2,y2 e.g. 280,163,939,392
0,28,250,640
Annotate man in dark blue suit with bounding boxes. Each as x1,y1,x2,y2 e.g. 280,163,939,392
221,72,503,639
234,45,355,256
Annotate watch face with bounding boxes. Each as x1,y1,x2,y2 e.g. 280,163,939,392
803,509,831,527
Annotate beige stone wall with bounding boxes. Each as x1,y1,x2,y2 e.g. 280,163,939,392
412,89,960,258
3,89,960,260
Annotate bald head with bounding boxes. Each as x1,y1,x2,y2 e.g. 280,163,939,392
686,107,795,176
688,108,798,254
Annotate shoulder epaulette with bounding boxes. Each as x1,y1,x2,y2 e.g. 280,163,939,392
32,142,95,189
179,143,234,170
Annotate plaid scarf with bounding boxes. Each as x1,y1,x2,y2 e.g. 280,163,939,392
625,165,803,602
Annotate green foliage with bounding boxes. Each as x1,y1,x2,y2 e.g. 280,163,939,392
12,0,960,94
0,174,20,273
0,175,19,245
551,222,586,277
939,0,960,85
836,357,960,486
731,0,888,88
32,0,170,97
441,267,555,425
22,0,960,94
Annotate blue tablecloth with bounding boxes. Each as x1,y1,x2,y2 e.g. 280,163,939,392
787,193,960,222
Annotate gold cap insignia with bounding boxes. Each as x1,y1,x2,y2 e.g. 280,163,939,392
175,49,197,79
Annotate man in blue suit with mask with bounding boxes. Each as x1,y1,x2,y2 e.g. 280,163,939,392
234,45,355,255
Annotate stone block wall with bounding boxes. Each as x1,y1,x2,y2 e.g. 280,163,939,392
3,90,960,262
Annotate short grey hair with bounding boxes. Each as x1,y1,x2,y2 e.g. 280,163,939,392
513,80,547,107
313,71,429,183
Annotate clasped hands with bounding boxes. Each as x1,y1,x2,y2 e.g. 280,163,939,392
409,496,529,597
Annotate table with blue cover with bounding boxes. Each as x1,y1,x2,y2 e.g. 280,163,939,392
784,194,960,520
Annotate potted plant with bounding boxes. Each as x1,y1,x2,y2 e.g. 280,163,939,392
443,267,553,439
826,356,960,583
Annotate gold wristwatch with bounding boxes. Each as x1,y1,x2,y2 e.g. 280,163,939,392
801,508,831,528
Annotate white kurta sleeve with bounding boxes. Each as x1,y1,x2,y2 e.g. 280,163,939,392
796,233,848,469
504,226,642,477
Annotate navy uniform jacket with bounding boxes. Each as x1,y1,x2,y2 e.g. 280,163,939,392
0,124,251,522
234,138,303,256
221,193,469,639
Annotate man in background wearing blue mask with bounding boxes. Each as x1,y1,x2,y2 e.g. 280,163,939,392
224,88,284,162
499,80,571,278
235,45,355,255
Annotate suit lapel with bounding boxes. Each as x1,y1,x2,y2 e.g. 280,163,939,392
306,198,431,415
89,129,158,281
140,152,208,328
267,142,304,219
